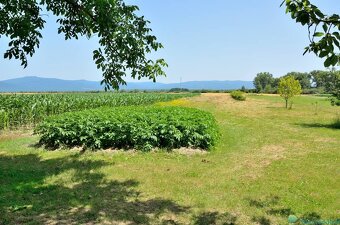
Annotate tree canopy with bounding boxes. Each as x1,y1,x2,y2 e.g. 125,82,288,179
0,0,167,90
282,0,340,67
310,69,340,92
253,72,274,93
284,72,311,89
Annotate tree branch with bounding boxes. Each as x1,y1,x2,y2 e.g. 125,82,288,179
63,0,97,22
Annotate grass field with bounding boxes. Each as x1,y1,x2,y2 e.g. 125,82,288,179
0,94,339,225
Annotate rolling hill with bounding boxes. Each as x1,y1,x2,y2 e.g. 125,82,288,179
0,76,254,92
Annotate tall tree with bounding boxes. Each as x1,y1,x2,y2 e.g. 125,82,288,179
284,72,311,89
272,77,281,90
324,69,340,96
310,69,340,93
0,0,167,90
310,70,329,88
282,0,340,67
253,72,274,93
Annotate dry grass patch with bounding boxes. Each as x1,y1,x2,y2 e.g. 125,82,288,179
314,137,338,143
172,147,208,156
187,93,282,119
0,130,32,141
233,145,287,179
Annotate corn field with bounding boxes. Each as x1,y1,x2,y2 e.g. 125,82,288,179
0,93,198,130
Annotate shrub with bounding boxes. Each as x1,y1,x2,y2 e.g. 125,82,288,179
230,91,246,101
330,97,340,106
169,88,190,92
278,76,302,109
302,88,323,95
35,106,219,151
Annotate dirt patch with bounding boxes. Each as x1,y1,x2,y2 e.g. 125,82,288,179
233,145,287,180
314,137,338,143
66,147,207,156
99,147,207,155
189,93,280,119
172,147,208,155
101,148,137,154
255,145,286,165
0,130,32,141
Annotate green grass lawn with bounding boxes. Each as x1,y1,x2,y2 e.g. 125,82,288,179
0,94,339,225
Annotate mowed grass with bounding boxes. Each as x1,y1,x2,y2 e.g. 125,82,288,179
0,94,339,224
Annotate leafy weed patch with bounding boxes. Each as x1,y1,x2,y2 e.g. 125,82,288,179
35,106,219,151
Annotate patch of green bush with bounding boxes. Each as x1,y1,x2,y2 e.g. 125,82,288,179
35,106,219,151
330,97,340,106
230,91,246,101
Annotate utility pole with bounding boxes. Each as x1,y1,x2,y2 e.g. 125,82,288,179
180,77,182,90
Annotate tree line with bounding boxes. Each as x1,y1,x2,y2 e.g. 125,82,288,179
253,70,339,93
253,70,340,105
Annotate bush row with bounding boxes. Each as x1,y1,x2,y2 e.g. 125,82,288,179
35,106,219,151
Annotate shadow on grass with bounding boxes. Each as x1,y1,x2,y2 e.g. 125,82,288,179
246,196,333,225
265,106,285,109
251,216,271,225
193,211,237,225
0,153,188,224
295,122,340,130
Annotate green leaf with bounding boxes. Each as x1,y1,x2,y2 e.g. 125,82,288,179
319,51,329,58
314,32,324,37
323,23,328,33
324,54,338,67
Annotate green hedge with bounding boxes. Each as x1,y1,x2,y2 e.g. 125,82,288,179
35,106,219,151
230,91,246,101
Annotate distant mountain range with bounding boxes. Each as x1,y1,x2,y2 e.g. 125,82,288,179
0,76,254,92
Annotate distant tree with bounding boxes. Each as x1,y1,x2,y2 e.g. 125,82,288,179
323,69,340,94
309,69,340,105
310,69,340,93
264,84,272,93
169,88,190,92
332,74,340,105
325,70,340,102
0,0,166,90
282,0,340,67
284,72,311,89
278,76,302,108
241,85,246,92
310,70,329,88
272,78,281,90
253,72,274,93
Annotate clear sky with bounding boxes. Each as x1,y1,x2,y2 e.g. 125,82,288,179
0,0,338,83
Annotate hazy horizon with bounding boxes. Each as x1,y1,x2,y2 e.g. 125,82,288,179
0,75,255,83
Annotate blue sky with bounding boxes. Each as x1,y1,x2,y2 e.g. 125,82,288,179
0,0,338,83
